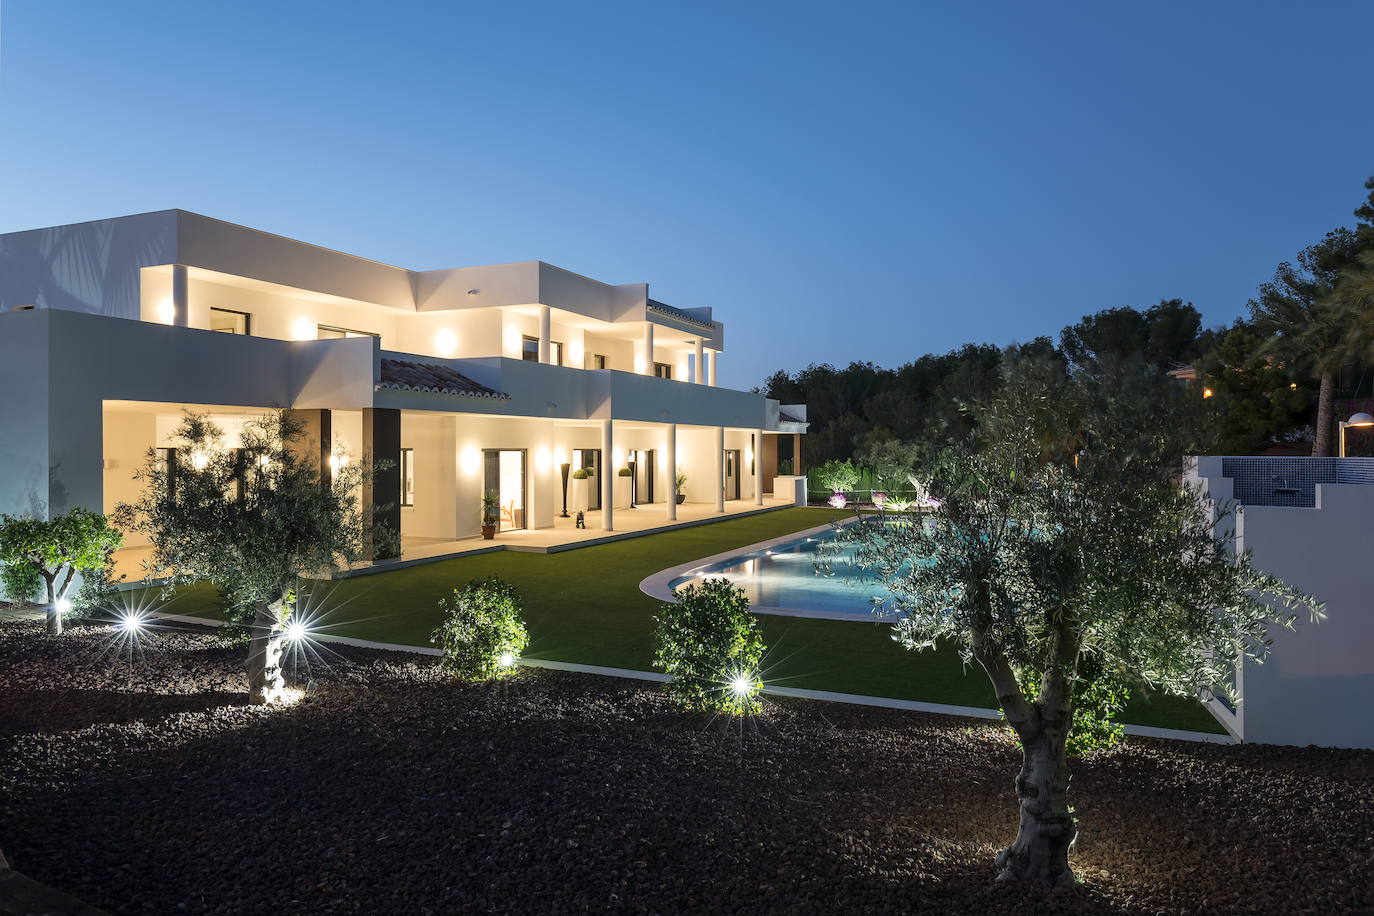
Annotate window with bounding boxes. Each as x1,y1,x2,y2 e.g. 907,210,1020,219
400,448,414,507
521,336,563,365
591,354,607,370
654,362,672,379
318,325,377,340
210,308,251,335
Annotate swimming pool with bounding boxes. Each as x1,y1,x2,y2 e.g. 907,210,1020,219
653,523,897,621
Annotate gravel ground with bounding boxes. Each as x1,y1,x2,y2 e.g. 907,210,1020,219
2,620,1371,916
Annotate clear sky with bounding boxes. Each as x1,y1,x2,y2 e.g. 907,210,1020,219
2,1,1372,389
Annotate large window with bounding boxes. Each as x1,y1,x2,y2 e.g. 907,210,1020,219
654,362,672,379
521,336,563,365
400,448,414,507
318,325,377,340
483,449,526,531
210,308,251,335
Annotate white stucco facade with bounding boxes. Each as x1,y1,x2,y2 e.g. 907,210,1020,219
0,211,807,569
1187,456,1374,749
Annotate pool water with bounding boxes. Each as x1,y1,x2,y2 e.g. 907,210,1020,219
669,527,896,619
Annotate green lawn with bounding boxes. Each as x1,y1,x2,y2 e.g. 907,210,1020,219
142,507,1223,733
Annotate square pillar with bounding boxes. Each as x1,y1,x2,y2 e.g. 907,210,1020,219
602,419,615,531
539,305,552,364
171,264,190,327
665,423,677,521
695,338,705,385
793,432,804,475
642,322,655,375
754,429,764,505
363,408,402,560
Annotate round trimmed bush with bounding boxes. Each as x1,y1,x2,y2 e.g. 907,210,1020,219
431,577,529,679
653,577,764,715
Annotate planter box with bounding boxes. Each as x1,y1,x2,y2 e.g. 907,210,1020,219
571,476,592,512
773,475,808,507
614,475,633,509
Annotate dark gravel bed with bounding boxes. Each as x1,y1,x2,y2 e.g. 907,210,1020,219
2,620,1371,915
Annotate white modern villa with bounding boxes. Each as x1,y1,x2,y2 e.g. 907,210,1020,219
0,210,808,569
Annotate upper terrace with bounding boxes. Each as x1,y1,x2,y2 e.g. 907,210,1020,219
0,209,726,380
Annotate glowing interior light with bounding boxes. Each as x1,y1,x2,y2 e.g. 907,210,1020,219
329,453,350,472
498,651,515,668
259,453,272,468
285,621,308,642
54,597,72,614
729,673,754,696
435,327,458,357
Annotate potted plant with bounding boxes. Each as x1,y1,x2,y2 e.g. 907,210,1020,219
480,490,500,540
674,471,688,505
571,467,591,512
615,467,633,509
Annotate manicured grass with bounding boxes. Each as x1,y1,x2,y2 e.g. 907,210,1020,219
138,507,1223,733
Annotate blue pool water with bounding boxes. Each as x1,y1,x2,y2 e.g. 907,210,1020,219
669,527,896,619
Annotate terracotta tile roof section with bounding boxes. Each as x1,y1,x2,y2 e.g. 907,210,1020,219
377,358,509,399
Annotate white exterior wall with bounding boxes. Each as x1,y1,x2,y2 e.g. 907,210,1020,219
1190,457,1374,749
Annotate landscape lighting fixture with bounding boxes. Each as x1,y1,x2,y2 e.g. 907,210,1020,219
285,621,309,642
498,652,516,668
54,597,72,614
729,673,754,696
117,612,146,632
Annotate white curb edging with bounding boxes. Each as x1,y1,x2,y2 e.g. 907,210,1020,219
150,611,1234,744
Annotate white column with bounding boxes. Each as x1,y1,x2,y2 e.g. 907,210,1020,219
538,305,552,364
754,429,764,505
642,322,655,375
665,423,677,521
715,426,725,512
601,419,614,531
171,263,190,327
708,350,717,387
695,338,705,385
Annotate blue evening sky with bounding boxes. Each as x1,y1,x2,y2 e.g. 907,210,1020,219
2,1,1372,389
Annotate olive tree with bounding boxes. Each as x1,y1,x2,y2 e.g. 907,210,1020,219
0,508,123,635
116,411,387,704
832,356,1321,886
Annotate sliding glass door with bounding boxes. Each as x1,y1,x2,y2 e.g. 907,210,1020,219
483,449,527,531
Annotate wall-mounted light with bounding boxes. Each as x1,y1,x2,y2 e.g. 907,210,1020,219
534,446,552,474
157,300,175,324
435,327,458,357
293,318,316,341
460,447,482,474
1202,387,1214,399
467,289,480,296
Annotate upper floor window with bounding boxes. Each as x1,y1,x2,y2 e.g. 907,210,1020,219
591,354,607,370
318,325,378,340
521,335,564,365
210,308,251,335
654,362,672,379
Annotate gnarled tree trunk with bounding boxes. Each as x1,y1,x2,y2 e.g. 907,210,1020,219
41,571,62,637
996,726,1076,886
1313,369,1336,457
246,599,288,704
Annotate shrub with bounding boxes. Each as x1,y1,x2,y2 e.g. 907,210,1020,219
571,468,591,479
431,577,529,679
653,577,764,715
0,508,124,635
617,467,632,477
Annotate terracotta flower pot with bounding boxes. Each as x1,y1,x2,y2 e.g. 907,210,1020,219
481,524,497,540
